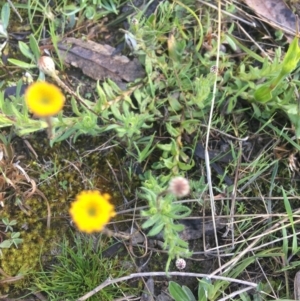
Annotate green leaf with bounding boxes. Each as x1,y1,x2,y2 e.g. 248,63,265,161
18,41,35,61
168,281,191,301
13,238,23,245
171,223,185,232
8,58,36,69
0,240,12,248
1,3,10,30
71,97,81,116
168,95,183,111
225,34,237,52
145,55,153,75
282,223,288,257
182,286,196,301
157,143,172,152
85,6,95,19
281,36,300,76
8,220,17,226
51,128,77,146
254,84,273,103
132,135,156,162
29,34,41,61
61,5,81,16
162,157,176,169
2,217,9,225
282,187,298,254
178,160,195,171
227,34,264,63
95,81,107,111
147,222,164,236
169,205,191,218
166,122,180,137
110,102,122,119
240,292,251,301
141,214,161,229
198,278,211,301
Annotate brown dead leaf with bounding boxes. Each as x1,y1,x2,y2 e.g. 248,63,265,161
243,0,300,37
58,38,145,84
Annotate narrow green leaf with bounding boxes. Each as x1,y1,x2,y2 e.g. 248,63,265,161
133,134,156,162
227,34,264,63
61,5,81,16
8,58,36,69
171,223,185,232
282,187,298,254
29,34,41,61
71,97,81,116
51,128,77,144
178,160,195,171
225,34,237,51
157,143,173,152
141,214,161,229
281,37,300,76
166,122,180,137
1,3,10,30
145,55,153,75
147,222,164,236
254,84,272,103
282,224,288,258
169,205,191,218
182,286,196,301
18,41,35,61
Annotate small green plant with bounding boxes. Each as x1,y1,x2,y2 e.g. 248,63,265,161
105,100,154,148
0,218,23,257
168,278,224,301
8,33,41,72
32,232,133,300
168,281,196,301
140,173,192,272
64,0,120,22
254,37,300,103
230,34,300,138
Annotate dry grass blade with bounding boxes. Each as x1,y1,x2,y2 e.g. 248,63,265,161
198,0,257,26
211,208,300,276
77,272,258,301
294,271,300,300
204,0,222,271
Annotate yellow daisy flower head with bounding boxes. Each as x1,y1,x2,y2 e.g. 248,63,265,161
25,81,65,117
69,190,116,234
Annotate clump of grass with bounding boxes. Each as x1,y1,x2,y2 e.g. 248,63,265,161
32,232,134,301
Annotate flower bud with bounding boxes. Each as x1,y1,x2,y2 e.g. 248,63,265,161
37,56,56,76
168,176,190,197
175,258,186,270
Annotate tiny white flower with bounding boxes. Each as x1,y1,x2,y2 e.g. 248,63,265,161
175,258,186,270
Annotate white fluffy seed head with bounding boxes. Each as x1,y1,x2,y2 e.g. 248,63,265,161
168,177,190,197
175,258,186,270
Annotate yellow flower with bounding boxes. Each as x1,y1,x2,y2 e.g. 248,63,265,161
69,190,116,234
25,81,65,117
